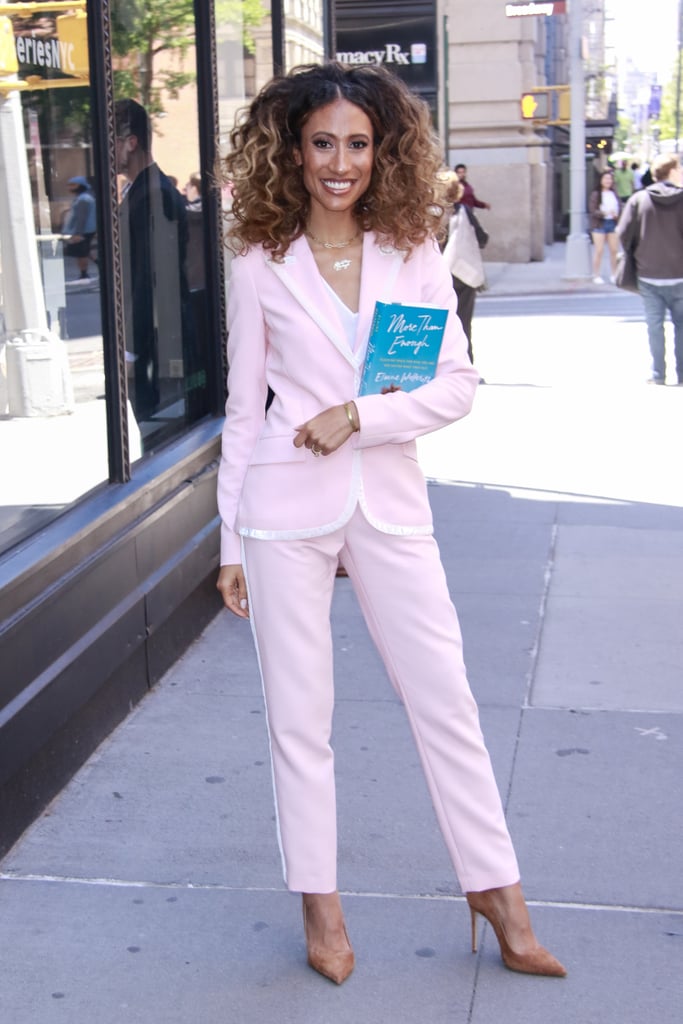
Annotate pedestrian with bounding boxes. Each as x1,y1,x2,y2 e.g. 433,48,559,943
114,98,194,423
441,173,487,365
617,153,683,385
216,61,566,986
612,159,634,203
183,171,205,292
631,161,643,190
63,176,96,279
588,169,620,284
454,162,491,210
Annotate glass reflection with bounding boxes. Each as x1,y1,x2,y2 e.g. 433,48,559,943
111,1,210,453
0,2,107,558
115,99,195,428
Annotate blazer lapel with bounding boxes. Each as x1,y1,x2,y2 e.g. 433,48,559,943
266,232,406,366
354,233,405,358
266,235,354,365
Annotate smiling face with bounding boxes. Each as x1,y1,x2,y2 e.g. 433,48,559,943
294,98,374,225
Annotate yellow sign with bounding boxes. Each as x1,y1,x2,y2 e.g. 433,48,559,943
0,3,88,91
56,10,88,79
0,2,86,12
0,14,18,74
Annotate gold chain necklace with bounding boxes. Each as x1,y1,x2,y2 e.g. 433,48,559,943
305,228,361,249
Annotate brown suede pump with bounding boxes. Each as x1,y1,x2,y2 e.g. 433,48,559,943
302,899,355,985
466,889,567,977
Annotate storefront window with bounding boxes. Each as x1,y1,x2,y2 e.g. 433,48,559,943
0,0,311,560
216,0,272,144
284,0,324,70
111,0,211,456
0,2,107,557
0,2,223,560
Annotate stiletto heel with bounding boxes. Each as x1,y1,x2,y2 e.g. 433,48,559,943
466,887,566,977
302,897,355,985
469,905,478,953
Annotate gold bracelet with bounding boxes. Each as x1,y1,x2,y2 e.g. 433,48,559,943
344,402,359,432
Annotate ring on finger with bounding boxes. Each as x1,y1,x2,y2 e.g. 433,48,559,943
311,444,322,457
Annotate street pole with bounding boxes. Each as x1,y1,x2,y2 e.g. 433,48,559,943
563,0,592,279
0,88,48,335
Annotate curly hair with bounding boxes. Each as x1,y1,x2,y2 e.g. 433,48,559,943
222,62,445,259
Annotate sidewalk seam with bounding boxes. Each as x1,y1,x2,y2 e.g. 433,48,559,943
2,875,681,914
524,519,558,712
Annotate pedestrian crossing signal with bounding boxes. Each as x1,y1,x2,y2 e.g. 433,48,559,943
521,91,549,120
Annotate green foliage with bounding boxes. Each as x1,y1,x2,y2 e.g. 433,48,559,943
111,0,197,115
653,58,683,141
614,115,632,151
110,0,269,112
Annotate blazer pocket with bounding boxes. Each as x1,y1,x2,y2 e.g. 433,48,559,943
248,434,307,466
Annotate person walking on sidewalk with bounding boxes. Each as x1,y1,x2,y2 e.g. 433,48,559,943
442,174,487,364
454,162,491,211
217,61,566,987
617,153,683,385
612,160,634,203
63,176,97,279
589,169,621,284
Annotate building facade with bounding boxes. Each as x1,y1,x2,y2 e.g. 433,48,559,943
443,0,614,259
444,0,546,260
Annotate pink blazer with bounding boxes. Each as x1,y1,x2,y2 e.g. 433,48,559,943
217,231,478,564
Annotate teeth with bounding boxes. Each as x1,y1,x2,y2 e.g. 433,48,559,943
323,180,352,191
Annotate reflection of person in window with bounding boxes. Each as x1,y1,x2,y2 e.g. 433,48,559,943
63,176,96,279
114,98,193,422
183,172,205,292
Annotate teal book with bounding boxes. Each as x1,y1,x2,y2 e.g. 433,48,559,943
358,301,449,396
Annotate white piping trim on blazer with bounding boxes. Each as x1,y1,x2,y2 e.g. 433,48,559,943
239,450,363,542
266,256,358,368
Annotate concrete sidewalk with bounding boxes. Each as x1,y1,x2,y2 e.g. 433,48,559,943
1,268,682,1023
482,239,610,296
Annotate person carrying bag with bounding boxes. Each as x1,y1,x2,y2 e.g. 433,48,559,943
442,179,487,363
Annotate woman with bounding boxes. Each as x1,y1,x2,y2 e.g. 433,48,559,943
442,174,487,364
589,169,621,284
217,62,565,985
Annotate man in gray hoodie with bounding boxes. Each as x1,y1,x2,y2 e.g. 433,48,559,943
617,153,683,385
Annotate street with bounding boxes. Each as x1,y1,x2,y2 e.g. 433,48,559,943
418,290,683,512
56,284,683,514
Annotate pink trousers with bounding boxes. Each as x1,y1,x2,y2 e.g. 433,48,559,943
242,506,520,895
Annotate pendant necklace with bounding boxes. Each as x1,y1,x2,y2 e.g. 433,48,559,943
306,228,361,272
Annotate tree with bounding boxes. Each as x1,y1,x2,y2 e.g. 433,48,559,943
614,115,632,153
653,59,683,143
111,0,196,116
111,0,269,116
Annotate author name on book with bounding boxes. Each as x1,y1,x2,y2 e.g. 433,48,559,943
372,370,433,387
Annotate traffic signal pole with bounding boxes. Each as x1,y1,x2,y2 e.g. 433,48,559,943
563,0,592,280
